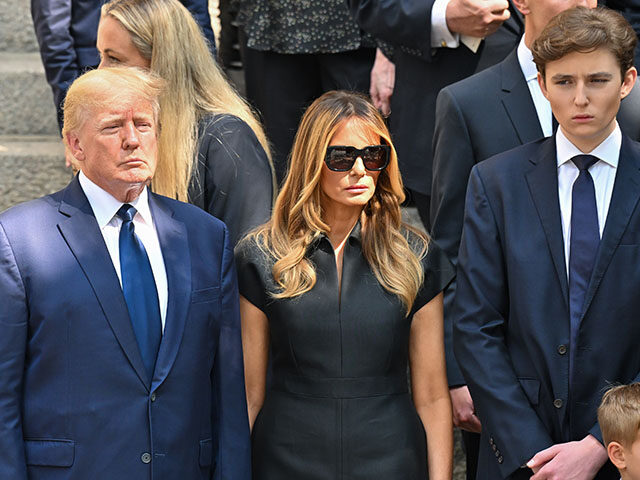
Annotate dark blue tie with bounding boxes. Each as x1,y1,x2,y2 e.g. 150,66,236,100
116,204,162,380
568,155,600,383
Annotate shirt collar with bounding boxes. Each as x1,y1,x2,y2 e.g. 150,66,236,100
556,123,621,169
517,37,538,82
78,171,153,228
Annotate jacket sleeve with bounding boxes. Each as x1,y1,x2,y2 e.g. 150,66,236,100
212,226,251,480
430,87,476,387
345,0,434,54
452,167,554,477
31,0,81,131
0,223,28,479
179,0,217,56
198,116,273,246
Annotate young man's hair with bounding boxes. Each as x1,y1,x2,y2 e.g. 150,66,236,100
598,383,640,447
532,6,637,80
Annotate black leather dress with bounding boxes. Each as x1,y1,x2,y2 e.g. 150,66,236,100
235,224,454,479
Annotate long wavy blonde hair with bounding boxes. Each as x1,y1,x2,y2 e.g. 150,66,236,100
101,0,273,201
249,91,428,315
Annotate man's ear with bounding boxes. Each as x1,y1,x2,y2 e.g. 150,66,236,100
620,67,637,100
512,0,530,16
537,72,549,100
66,132,85,163
608,441,627,471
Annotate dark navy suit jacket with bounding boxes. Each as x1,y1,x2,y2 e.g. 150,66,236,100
0,177,250,479
453,135,640,479
431,49,640,387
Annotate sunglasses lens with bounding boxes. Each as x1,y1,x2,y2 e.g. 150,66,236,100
362,146,388,170
326,147,356,171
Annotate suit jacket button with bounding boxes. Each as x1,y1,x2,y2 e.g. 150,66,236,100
141,452,152,464
554,398,563,409
557,344,567,355
151,392,157,402
498,455,504,464
492,444,497,452
489,437,495,446
495,450,500,457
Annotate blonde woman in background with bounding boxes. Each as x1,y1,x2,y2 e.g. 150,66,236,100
97,0,275,244
236,91,454,479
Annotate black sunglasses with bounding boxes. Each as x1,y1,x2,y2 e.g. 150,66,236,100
324,145,390,172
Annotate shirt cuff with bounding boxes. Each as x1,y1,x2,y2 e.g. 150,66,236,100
431,0,460,48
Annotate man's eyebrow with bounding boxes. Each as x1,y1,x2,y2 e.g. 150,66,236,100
588,72,614,78
550,73,574,81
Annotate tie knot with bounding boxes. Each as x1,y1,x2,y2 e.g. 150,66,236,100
571,155,599,172
116,204,137,223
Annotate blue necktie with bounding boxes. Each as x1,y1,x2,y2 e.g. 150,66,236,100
568,155,600,384
117,204,162,380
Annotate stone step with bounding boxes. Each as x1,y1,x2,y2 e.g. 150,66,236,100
0,52,59,136
0,0,40,53
0,135,69,212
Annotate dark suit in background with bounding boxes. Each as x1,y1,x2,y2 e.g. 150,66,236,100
346,0,523,229
453,135,640,479
30,0,216,131
0,177,250,479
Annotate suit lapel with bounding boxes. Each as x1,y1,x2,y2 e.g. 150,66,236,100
149,195,191,391
500,51,544,145
525,138,570,310
582,137,640,317
57,177,150,390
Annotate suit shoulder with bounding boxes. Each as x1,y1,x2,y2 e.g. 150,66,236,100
441,61,502,105
475,137,549,178
0,191,62,229
152,194,227,232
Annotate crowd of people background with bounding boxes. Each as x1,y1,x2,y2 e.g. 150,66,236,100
3,0,640,479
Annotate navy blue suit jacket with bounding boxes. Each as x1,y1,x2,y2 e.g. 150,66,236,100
0,177,250,479
453,135,640,479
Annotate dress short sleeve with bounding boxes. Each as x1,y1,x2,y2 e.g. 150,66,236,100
234,238,274,312
411,238,455,315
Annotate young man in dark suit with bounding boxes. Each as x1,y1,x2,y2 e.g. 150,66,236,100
0,67,250,479
453,7,640,479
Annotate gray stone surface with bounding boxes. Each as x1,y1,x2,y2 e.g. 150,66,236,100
0,53,59,136
0,136,68,212
0,0,39,52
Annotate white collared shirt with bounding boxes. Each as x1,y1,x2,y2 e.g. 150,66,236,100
431,0,482,52
556,125,621,276
79,171,168,330
517,37,553,138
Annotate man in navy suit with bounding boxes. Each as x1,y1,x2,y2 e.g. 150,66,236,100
430,0,640,471
454,7,640,479
0,67,250,479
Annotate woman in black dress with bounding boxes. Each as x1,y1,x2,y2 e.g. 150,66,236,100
236,91,454,479
96,0,275,245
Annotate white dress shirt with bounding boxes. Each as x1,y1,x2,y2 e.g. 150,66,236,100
517,37,553,137
431,0,482,52
79,171,168,330
556,125,621,276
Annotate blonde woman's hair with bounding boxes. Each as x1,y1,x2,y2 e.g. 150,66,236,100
101,0,273,201
248,90,428,315
598,383,640,448
62,67,164,161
